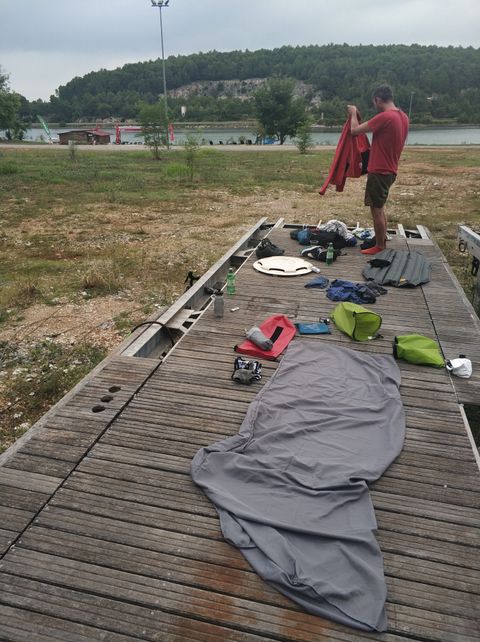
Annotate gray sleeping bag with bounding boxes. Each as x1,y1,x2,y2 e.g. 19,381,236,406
191,342,405,632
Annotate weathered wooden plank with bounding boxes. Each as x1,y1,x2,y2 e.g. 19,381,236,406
377,509,480,548
0,530,15,554
12,528,479,630
14,527,292,610
29,505,480,599
371,491,480,528
50,488,220,539
33,506,248,569
2,547,473,642
371,476,479,509
0,506,33,533
65,469,209,515
7,440,85,464
385,602,480,642
3,453,75,478
0,573,277,642
0,468,61,494
0,603,141,642
88,444,189,473
378,530,480,569
0,484,50,513
382,460,479,491
28,427,97,447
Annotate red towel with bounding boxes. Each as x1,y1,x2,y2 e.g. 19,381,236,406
319,113,370,195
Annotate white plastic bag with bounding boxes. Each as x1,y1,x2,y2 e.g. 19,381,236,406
446,358,473,379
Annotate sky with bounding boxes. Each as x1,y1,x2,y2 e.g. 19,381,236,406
1,0,479,101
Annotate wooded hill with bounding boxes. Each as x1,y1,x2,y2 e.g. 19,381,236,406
23,44,480,125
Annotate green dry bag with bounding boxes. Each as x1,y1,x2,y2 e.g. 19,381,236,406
393,334,444,367
331,302,382,341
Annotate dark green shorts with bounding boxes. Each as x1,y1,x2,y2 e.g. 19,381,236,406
364,173,396,208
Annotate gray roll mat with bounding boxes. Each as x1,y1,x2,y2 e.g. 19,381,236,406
362,248,431,286
191,342,405,632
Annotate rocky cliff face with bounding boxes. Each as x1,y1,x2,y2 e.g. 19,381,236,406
168,78,322,105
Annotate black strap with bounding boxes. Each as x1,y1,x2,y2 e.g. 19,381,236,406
269,326,284,343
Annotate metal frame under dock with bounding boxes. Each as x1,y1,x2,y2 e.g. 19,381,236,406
0,222,479,642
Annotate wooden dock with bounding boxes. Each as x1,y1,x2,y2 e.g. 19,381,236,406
0,225,479,642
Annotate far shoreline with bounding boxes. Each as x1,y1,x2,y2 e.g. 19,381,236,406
22,121,480,131
2,142,480,152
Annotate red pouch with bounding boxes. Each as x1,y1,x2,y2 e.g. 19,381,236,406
234,314,296,360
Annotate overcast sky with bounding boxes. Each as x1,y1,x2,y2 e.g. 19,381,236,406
1,0,479,101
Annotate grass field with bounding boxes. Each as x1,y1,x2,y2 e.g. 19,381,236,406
0,144,479,452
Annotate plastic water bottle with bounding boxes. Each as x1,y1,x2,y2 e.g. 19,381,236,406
212,292,224,318
325,243,334,266
226,268,236,295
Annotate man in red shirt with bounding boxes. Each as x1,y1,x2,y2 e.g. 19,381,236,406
348,85,409,255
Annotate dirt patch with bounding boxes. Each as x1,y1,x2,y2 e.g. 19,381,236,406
0,295,143,352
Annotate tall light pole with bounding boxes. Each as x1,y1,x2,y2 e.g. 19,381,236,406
150,0,170,147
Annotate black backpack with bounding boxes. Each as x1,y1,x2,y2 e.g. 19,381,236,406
309,230,347,249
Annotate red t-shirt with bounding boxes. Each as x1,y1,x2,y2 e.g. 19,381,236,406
367,109,409,175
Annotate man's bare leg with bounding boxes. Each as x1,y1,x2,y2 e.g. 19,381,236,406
360,206,387,255
371,206,387,249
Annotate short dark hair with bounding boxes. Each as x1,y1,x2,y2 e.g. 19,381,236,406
373,85,394,102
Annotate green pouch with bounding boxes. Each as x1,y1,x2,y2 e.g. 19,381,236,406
331,302,382,341
393,334,444,367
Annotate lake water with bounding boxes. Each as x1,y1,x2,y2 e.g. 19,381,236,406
20,126,480,146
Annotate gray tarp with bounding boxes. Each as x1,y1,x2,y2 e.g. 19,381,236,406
191,342,405,632
362,249,431,286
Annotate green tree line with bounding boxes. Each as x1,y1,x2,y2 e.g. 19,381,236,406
4,43,480,127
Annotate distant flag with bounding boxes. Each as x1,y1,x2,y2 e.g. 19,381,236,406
37,115,52,143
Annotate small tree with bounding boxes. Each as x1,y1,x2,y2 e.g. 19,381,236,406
68,140,77,161
295,118,314,154
183,133,201,182
138,102,168,160
254,77,306,145
0,68,21,137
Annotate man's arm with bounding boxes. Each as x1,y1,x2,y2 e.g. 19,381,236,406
347,105,371,136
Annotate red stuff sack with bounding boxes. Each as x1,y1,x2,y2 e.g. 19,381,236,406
234,314,296,361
